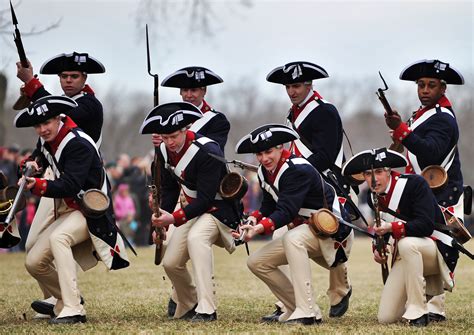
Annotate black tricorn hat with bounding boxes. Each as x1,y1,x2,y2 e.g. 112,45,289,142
139,102,202,135
342,148,408,176
161,66,223,88
266,61,329,85
400,59,464,85
235,124,299,154
40,52,105,74
14,96,78,128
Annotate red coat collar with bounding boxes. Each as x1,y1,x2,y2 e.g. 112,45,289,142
47,116,76,154
82,84,95,95
414,95,451,120
265,149,291,184
201,100,212,114
168,131,196,166
377,171,400,209
291,90,323,120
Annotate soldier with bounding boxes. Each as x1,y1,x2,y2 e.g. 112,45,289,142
157,66,231,316
140,102,240,322
384,59,465,321
15,96,129,324
16,52,105,145
262,61,355,320
234,124,353,325
152,66,230,151
342,148,459,327
16,52,107,318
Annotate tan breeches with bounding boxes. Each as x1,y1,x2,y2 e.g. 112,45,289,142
270,225,350,313
378,237,440,323
162,213,234,318
25,169,56,301
248,224,348,321
25,207,89,318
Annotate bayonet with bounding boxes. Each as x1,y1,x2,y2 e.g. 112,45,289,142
10,1,29,68
146,24,159,107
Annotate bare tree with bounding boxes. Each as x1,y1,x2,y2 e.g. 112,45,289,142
134,0,253,42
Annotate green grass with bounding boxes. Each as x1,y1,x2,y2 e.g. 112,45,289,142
1,238,473,334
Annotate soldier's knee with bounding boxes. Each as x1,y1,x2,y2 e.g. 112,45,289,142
247,253,261,274
162,257,176,274
25,253,40,275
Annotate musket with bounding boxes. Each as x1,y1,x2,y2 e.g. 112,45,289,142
371,167,390,284
11,1,33,110
145,24,165,265
234,217,251,255
375,71,394,116
376,71,404,153
146,24,159,107
10,1,28,68
207,152,258,172
2,165,34,227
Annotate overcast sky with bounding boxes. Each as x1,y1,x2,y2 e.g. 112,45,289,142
2,0,473,105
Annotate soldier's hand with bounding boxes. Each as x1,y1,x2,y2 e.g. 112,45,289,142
373,250,388,264
24,160,39,174
16,60,34,83
384,110,402,130
374,220,392,236
234,223,263,242
151,134,163,147
19,176,36,190
152,209,174,228
246,216,257,226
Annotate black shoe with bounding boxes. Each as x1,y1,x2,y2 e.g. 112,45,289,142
428,312,446,322
329,287,352,317
190,312,217,322
261,307,283,323
31,301,55,317
31,296,85,317
408,314,429,327
179,304,198,320
49,315,87,325
284,317,322,325
167,298,177,318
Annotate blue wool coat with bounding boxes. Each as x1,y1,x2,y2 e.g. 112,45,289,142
158,133,240,229
367,173,458,272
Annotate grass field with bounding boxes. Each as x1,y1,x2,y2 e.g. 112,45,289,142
0,237,473,334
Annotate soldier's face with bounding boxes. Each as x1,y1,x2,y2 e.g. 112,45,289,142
417,77,446,107
33,116,62,143
256,146,283,172
162,130,187,152
285,83,312,105
59,71,87,97
363,168,391,194
180,87,206,107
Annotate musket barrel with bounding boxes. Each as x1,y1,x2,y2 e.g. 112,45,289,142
3,166,34,227
10,1,29,68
